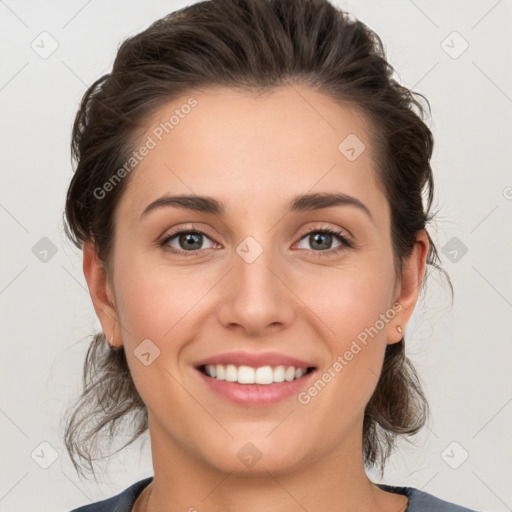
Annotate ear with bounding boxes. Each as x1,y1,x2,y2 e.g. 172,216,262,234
388,229,429,345
82,241,122,348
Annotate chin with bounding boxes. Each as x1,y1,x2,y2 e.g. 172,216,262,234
197,434,313,476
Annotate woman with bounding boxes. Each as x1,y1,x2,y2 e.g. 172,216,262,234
63,0,480,510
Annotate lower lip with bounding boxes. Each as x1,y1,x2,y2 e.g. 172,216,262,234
195,368,317,406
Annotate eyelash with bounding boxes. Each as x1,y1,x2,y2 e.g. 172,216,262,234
158,225,353,257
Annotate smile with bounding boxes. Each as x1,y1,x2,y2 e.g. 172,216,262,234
198,364,315,384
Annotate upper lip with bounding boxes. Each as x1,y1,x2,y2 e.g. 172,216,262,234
194,351,316,369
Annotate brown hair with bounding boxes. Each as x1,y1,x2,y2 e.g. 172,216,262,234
62,0,451,481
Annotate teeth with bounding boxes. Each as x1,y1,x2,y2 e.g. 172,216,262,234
295,368,305,379
215,365,224,380
225,364,237,382
203,364,310,384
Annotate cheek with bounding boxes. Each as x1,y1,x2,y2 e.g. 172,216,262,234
296,259,395,343
293,260,395,404
111,256,209,415
114,253,210,345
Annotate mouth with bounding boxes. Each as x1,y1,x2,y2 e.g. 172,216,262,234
197,363,317,385
192,351,318,405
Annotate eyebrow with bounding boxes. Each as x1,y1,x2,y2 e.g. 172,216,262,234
139,192,373,223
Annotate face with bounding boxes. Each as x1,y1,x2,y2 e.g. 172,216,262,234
86,85,426,476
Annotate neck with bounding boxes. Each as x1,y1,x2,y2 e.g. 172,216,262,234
139,414,407,512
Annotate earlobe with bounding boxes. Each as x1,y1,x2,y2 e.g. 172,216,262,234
388,230,429,345
82,241,121,347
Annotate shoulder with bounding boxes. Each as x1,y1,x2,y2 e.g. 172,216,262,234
376,483,482,512
69,476,153,512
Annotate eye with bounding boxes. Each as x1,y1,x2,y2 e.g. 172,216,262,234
294,226,353,255
159,228,217,254
159,224,353,257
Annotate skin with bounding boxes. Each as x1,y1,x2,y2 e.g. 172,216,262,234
83,85,428,512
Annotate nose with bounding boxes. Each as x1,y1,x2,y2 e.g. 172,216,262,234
216,242,296,337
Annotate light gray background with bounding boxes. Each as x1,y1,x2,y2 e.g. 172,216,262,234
1,1,511,511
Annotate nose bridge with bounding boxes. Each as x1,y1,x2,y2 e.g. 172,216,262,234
217,231,295,334
234,232,282,303
236,234,276,286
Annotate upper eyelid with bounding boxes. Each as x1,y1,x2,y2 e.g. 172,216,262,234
160,224,352,248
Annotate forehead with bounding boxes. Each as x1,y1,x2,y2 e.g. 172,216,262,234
116,85,388,225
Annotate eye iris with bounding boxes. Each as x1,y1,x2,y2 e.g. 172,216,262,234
180,232,202,250
169,229,342,253
310,232,332,251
